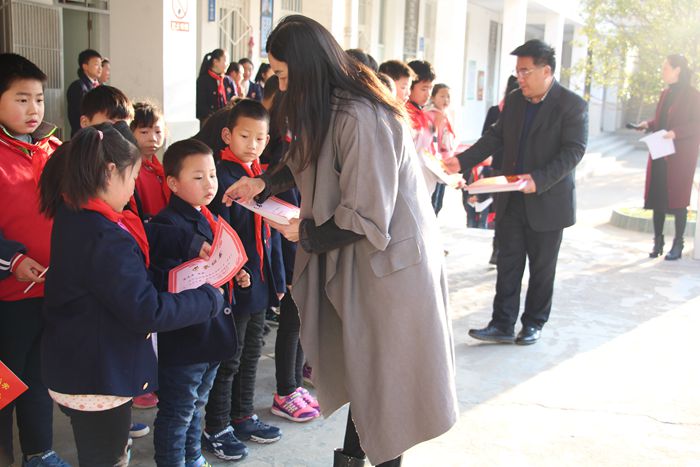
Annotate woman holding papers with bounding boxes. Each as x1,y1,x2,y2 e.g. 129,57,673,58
634,55,700,260
222,15,458,467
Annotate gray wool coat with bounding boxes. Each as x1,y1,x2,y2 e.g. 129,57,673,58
287,94,458,464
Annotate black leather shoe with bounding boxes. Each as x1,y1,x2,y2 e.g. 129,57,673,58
468,325,514,343
333,449,366,467
515,326,541,345
649,235,664,258
664,237,683,261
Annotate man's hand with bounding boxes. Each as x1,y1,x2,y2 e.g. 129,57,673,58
663,130,676,140
443,157,461,174
519,174,537,194
13,256,46,283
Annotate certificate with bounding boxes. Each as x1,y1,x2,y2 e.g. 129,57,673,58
467,175,527,194
640,130,675,160
168,219,248,293
421,150,464,188
0,360,28,410
235,196,300,225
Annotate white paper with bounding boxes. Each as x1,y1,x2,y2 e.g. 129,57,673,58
467,175,527,194
421,150,464,188
468,197,493,213
640,130,675,160
235,196,300,225
168,221,247,293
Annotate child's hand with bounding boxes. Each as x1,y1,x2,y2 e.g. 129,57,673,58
199,242,212,260
234,269,251,288
443,157,461,174
223,176,266,206
267,217,301,242
13,256,47,283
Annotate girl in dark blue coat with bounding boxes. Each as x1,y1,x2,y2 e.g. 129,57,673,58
38,124,224,466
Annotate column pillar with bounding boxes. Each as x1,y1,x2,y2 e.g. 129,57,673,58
499,0,527,93
544,12,565,80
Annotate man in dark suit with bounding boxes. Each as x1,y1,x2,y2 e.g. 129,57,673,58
66,49,102,137
445,39,588,345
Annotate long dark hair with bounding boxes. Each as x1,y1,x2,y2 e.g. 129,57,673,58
266,15,405,169
198,49,226,78
667,54,692,87
254,63,271,85
39,123,140,217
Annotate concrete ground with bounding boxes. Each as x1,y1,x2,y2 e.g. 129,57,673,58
16,134,700,466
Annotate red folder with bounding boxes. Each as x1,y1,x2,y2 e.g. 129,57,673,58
0,360,28,410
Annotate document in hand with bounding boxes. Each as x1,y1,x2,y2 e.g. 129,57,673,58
168,219,248,293
639,130,675,159
421,150,464,188
0,360,28,410
235,196,301,225
467,175,527,194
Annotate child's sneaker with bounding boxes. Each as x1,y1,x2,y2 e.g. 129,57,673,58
22,451,70,467
185,454,212,467
271,391,319,422
133,392,158,409
232,415,282,443
295,387,320,411
129,422,150,438
201,426,248,461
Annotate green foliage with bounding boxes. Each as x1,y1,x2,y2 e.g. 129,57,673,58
581,0,700,103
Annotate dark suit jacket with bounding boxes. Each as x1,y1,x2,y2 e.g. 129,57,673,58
42,204,223,397
246,80,264,101
66,69,95,137
211,160,286,313
457,81,588,232
148,195,239,367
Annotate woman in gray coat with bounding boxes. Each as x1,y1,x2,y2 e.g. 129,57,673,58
224,15,458,466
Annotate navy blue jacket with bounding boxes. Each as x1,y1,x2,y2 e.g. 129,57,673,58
42,204,224,397
212,160,286,313
196,73,236,121
246,80,264,102
149,195,239,367
66,69,95,137
0,230,24,280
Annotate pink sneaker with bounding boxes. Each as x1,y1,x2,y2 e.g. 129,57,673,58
296,387,320,410
271,391,319,422
133,392,158,409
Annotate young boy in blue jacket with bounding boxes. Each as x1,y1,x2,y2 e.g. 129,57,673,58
149,138,252,466
202,99,286,460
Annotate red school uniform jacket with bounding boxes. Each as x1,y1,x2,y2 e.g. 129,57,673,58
0,122,61,301
135,155,170,219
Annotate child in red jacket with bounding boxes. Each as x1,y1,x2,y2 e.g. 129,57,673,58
0,53,69,467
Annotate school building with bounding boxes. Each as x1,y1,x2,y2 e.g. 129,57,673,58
0,0,621,143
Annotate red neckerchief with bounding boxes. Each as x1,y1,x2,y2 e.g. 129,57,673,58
207,69,227,108
200,205,235,301
220,147,270,280
82,198,150,267
0,129,57,185
141,155,171,202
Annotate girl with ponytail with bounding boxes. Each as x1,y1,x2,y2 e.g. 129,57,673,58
196,48,236,125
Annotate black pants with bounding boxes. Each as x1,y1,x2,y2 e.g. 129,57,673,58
59,402,131,467
275,293,304,396
431,183,446,215
653,207,687,239
343,407,402,466
0,298,53,466
491,194,563,333
205,310,265,431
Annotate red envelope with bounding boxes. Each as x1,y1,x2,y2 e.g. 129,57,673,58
0,360,28,410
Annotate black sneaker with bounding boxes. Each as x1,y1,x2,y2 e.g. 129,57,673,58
232,415,282,444
265,307,280,326
201,426,248,461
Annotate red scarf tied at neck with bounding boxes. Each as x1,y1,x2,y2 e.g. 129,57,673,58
220,147,270,280
82,198,150,267
207,69,227,109
142,155,172,202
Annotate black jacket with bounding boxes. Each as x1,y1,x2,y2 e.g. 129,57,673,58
196,73,236,121
457,81,588,231
66,69,95,137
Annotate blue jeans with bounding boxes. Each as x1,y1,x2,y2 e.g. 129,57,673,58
153,362,220,466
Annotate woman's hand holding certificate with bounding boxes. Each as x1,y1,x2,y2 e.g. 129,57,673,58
223,176,265,205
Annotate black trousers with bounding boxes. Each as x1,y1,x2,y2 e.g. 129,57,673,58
59,402,131,467
205,310,265,431
275,293,304,396
0,298,53,466
491,193,563,333
343,407,402,466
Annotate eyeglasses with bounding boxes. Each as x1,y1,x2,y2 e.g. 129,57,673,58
514,66,544,78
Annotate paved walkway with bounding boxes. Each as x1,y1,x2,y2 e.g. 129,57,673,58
29,134,700,466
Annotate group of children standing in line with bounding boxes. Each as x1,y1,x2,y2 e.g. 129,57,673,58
0,51,318,467
1,45,485,467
